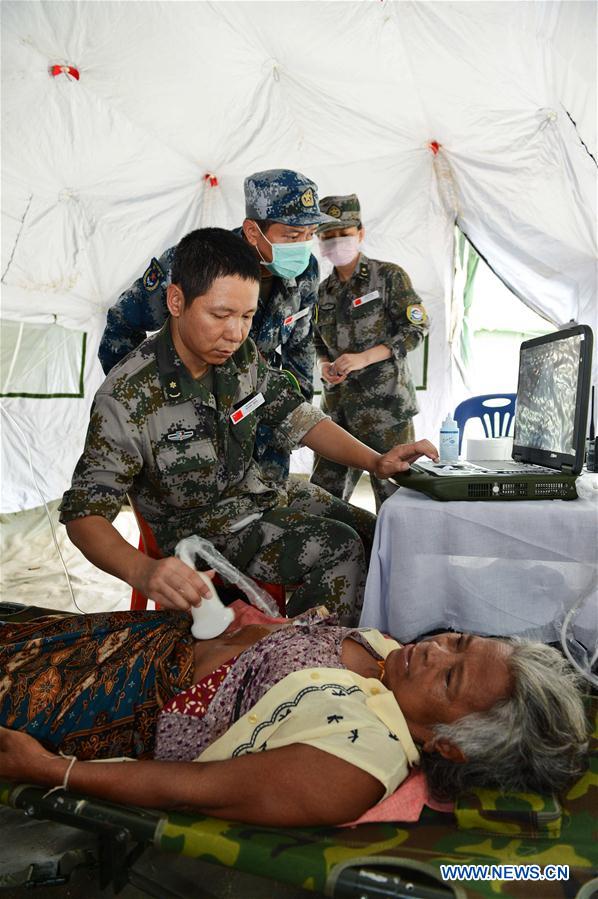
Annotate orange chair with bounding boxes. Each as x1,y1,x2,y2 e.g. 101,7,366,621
128,502,286,615
130,505,164,611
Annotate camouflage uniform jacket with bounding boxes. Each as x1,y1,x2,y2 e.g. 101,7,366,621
60,324,326,556
98,230,319,402
314,253,429,425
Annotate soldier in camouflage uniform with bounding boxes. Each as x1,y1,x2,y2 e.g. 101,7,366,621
61,229,437,624
98,170,337,482
311,194,430,510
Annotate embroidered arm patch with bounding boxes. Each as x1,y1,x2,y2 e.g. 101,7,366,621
143,257,165,292
406,304,427,324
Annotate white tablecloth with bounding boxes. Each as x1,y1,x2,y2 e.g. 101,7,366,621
360,473,598,646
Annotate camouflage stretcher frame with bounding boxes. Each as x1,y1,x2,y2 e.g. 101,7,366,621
1,701,596,899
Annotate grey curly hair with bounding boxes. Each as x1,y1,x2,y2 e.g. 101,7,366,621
422,639,589,799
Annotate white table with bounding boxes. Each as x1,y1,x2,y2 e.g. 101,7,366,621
360,473,598,647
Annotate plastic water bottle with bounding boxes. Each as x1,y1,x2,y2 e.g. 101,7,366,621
439,413,459,463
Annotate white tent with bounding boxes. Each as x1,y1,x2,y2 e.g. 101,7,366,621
1,0,597,519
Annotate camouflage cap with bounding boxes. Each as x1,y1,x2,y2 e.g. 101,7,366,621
317,194,362,233
244,169,337,226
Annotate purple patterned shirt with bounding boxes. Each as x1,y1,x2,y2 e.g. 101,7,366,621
155,610,382,761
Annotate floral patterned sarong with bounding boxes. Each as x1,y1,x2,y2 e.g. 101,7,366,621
0,610,195,759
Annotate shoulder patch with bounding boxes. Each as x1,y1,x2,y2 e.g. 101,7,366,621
143,257,164,292
406,304,427,324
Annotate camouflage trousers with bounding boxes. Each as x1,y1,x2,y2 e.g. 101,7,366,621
311,398,415,511
209,477,376,626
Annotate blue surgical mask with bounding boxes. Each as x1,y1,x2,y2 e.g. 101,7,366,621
256,226,313,280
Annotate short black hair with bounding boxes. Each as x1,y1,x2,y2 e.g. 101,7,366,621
171,228,261,306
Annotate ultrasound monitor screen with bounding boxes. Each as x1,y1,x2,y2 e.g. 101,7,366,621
514,334,583,456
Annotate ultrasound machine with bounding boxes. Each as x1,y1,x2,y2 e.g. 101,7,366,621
393,323,593,501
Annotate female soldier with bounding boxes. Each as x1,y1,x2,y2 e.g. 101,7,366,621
311,194,429,509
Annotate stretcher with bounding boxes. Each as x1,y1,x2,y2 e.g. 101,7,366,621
1,759,597,899
1,604,596,898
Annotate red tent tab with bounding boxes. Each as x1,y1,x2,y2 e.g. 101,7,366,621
50,65,80,80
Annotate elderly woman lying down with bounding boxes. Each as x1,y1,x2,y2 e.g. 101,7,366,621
0,606,588,827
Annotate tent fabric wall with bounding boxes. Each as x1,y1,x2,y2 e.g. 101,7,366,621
1,0,596,512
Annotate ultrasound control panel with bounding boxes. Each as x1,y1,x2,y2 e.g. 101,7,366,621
412,461,558,478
